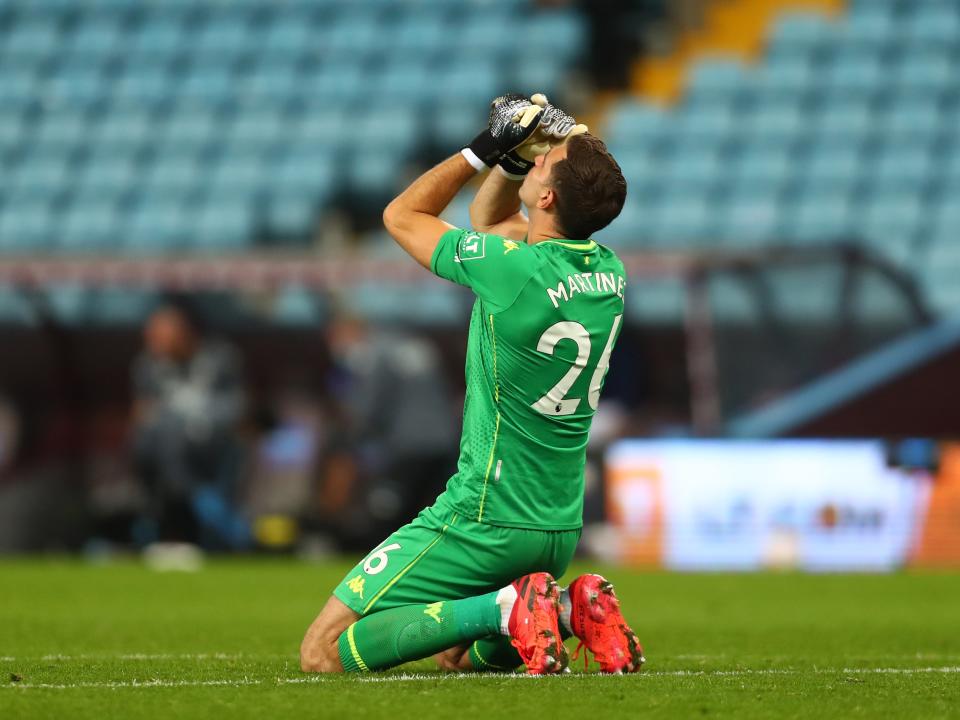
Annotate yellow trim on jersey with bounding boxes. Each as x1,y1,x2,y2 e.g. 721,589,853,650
346,624,369,672
362,530,447,614
478,313,501,523
542,239,597,251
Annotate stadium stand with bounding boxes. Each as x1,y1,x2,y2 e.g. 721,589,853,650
600,0,960,318
0,0,585,256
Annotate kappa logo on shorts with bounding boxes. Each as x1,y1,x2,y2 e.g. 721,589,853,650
424,602,444,624
456,232,486,262
346,575,366,599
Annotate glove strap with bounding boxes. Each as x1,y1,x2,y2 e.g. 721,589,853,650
498,152,533,181
462,129,503,171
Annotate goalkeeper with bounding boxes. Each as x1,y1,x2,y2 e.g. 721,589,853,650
300,94,644,675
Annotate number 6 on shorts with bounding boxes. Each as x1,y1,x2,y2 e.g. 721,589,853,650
363,543,402,575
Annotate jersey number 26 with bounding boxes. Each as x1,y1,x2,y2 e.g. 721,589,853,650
531,314,622,417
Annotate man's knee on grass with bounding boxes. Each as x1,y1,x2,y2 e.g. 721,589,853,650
300,596,359,673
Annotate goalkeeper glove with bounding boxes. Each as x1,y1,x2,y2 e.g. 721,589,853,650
461,93,544,172
499,93,589,180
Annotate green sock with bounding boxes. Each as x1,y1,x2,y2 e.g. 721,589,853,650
337,591,502,672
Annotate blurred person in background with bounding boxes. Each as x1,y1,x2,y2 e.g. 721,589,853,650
325,310,458,547
130,299,250,560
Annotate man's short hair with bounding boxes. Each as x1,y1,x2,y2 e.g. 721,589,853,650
549,134,627,240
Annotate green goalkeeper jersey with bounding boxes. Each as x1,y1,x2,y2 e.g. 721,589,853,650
430,228,627,530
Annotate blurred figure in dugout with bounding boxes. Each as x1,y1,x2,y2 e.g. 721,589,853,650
130,299,250,560
325,311,458,547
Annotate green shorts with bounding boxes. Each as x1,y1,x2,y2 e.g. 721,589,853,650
333,500,581,617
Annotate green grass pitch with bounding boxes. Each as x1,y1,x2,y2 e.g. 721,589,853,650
1,558,958,719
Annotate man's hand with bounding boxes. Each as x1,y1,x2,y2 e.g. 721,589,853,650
460,94,545,171
499,94,588,179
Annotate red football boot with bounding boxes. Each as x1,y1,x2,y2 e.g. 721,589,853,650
568,573,645,673
507,572,569,675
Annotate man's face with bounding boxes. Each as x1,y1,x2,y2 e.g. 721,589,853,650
519,143,569,210
145,308,194,361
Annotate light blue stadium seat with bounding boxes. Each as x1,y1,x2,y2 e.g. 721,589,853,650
161,106,219,148
429,104,480,150
860,190,925,245
613,148,663,189
733,145,792,188
57,200,121,252
92,110,156,150
323,12,381,56
676,100,736,140
270,149,335,198
625,280,686,323
823,49,884,94
746,98,805,140
661,146,722,190
11,153,71,197
290,108,349,152
180,64,237,103
260,14,314,58
45,65,108,107
67,17,124,58
716,189,782,245
76,152,139,195
238,59,303,101
227,107,285,149
510,56,565,97
3,19,61,61
128,17,187,58
266,196,317,239
346,150,404,196
304,62,365,107
0,70,38,109
112,61,173,105
813,99,872,141
459,12,515,57
595,199,649,246
931,196,960,245
142,151,201,198
687,59,748,99
767,13,834,52
523,11,584,62
0,200,56,251
370,60,434,104
433,61,499,106
787,190,853,242
604,101,668,145
193,199,254,251
756,53,814,95
841,5,897,46
191,15,254,61
0,112,25,154
390,14,449,57
124,200,192,252
870,144,933,190
892,52,954,93
904,4,960,45
653,190,714,244
31,112,88,151
881,101,942,141
348,107,417,155
207,153,265,200
802,141,862,191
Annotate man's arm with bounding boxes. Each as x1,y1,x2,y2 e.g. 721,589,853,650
382,154,477,269
469,168,529,241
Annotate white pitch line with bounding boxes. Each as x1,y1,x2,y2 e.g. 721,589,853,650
4,667,959,690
